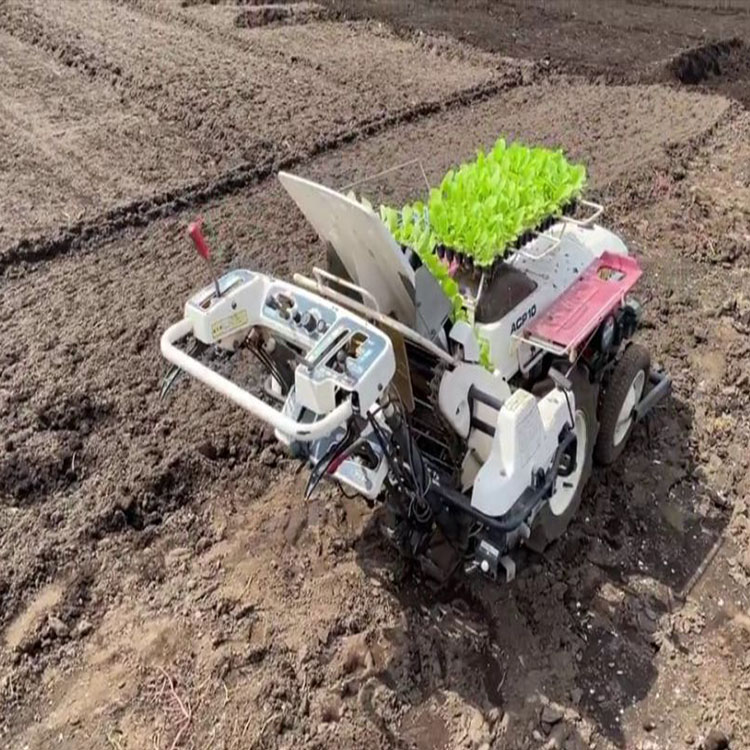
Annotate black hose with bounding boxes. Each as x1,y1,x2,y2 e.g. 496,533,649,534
305,423,354,499
245,340,291,394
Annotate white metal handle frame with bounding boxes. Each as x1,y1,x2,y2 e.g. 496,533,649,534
510,200,605,263
161,319,353,442
562,199,604,228
515,228,566,261
312,267,381,312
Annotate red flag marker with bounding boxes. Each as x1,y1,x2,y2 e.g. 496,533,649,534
188,218,221,298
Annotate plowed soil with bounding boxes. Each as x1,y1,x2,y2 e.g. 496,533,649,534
2,2,750,750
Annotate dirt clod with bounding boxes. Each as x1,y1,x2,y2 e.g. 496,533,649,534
541,704,565,726
72,619,93,639
703,729,730,750
46,616,69,639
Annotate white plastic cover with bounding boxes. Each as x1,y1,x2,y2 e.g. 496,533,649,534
278,171,415,324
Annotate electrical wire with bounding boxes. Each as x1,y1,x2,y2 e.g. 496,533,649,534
305,421,357,499
382,391,433,524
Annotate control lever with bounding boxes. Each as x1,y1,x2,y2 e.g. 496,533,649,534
188,218,221,299
302,328,350,373
301,311,318,333
549,367,574,428
548,367,572,391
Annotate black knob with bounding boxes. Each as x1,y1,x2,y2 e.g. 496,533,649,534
317,319,328,334
301,312,317,332
292,309,301,324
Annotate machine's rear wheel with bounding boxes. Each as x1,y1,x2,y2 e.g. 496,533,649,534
526,367,597,553
594,343,650,466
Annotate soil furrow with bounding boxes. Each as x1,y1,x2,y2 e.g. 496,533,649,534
0,74,524,272
0,0,501,247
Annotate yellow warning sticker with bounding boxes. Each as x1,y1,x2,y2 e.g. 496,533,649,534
211,310,249,340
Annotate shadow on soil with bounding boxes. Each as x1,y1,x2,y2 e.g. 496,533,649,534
353,393,729,748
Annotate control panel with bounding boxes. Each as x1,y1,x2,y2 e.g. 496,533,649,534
262,287,335,341
182,269,395,417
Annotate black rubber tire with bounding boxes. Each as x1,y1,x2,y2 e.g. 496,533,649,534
526,366,597,553
594,343,651,466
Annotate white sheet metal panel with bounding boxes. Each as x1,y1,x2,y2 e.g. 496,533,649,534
278,171,415,324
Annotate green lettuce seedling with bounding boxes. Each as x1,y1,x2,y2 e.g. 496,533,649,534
378,138,587,367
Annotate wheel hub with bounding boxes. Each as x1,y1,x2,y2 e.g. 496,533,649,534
550,409,587,516
613,369,645,447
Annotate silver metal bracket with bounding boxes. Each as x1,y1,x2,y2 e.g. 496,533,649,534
499,555,517,583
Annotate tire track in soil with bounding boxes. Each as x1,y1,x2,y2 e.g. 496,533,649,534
0,73,526,273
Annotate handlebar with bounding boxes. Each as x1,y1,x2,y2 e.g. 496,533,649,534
160,319,354,442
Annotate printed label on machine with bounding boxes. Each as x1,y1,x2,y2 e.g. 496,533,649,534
211,310,249,340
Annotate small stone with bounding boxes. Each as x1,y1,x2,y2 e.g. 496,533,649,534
693,327,708,344
47,616,69,639
487,707,503,726
570,688,583,705
467,709,489,745
73,618,93,638
195,537,211,553
234,602,255,620
541,704,564,725
260,446,277,467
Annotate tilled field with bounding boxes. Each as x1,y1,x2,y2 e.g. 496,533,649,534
2,2,750,750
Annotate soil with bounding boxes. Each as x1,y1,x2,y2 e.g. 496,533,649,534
325,0,750,75
2,2,750,750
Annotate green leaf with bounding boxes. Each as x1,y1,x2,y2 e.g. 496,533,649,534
376,137,588,349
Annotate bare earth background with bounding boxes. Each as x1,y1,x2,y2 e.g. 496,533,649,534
2,1,750,749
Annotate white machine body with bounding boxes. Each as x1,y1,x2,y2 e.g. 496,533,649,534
164,269,395,444
471,388,572,516
162,170,637,526
476,224,628,379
